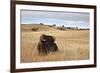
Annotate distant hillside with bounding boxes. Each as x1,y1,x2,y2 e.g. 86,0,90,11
21,24,89,32
21,24,58,32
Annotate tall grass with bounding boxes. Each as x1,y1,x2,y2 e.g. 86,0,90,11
21,30,89,63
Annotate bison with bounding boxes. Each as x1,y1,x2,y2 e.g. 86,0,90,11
37,34,58,55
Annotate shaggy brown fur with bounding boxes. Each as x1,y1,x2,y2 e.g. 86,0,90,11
37,34,58,55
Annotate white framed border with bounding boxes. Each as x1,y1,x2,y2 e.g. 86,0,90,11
15,4,94,69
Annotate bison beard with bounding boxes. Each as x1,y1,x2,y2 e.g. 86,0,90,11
37,34,58,55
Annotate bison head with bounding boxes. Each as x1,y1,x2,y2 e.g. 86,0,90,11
40,34,55,44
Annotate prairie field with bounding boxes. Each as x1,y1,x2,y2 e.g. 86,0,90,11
21,24,89,63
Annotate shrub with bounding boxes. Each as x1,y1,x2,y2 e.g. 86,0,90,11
57,27,66,30
31,28,38,31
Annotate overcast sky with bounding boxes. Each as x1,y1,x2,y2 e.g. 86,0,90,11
21,10,90,29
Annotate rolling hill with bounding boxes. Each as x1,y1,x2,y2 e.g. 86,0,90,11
21,24,58,32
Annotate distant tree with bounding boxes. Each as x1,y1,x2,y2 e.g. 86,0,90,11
40,23,44,25
66,27,71,29
62,25,64,28
53,24,56,27
57,25,66,31
76,26,78,30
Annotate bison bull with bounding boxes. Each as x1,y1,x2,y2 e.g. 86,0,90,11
37,34,58,55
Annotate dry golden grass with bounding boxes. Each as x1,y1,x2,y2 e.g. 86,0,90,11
21,24,89,63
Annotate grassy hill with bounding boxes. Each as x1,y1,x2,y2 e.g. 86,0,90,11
21,24,58,32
